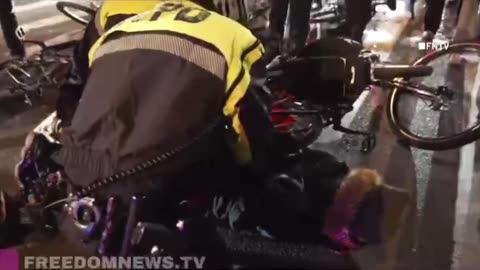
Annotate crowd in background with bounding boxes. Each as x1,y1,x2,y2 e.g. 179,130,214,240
1,0,480,61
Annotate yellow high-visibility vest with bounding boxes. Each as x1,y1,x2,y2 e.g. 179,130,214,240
95,0,159,34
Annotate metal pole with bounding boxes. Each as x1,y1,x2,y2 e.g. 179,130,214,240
281,1,292,55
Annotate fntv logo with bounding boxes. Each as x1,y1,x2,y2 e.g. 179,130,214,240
418,41,450,51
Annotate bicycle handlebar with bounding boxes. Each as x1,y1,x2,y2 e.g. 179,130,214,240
372,64,433,80
310,7,343,24
266,54,433,81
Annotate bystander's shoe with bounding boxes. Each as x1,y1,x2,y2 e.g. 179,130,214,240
421,30,435,42
434,33,449,42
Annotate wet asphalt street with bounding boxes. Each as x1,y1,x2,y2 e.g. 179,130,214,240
314,2,480,270
0,0,479,270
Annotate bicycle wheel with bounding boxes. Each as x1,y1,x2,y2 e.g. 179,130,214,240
387,43,480,150
56,1,95,25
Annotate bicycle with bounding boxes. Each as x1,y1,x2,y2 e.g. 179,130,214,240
266,37,436,153
386,42,480,150
56,0,97,26
0,0,96,106
1,40,77,105
0,1,99,106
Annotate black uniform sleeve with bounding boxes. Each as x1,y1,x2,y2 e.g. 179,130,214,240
56,17,100,127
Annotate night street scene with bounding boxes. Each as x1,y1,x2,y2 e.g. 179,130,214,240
0,0,479,270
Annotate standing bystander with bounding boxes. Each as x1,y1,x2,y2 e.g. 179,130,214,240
422,0,447,41
0,0,25,59
265,0,313,62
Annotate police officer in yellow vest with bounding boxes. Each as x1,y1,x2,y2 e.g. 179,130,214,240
58,0,249,129
5,0,266,247
55,0,264,192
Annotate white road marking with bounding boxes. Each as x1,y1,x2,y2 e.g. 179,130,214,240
452,59,480,270
15,0,60,14
21,15,71,33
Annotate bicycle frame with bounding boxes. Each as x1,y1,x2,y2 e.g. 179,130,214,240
3,40,74,105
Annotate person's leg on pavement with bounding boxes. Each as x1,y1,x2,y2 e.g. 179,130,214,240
0,0,25,58
423,0,447,40
453,0,479,41
434,0,461,39
344,0,373,42
454,0,462,25
286,0,313,55
344,0,382,130
265,0,289,62
410,0,416,19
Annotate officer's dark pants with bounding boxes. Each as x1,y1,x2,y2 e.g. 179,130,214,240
0,0,25,57
344,0,372,42
267,0,313,59
424,0,447,33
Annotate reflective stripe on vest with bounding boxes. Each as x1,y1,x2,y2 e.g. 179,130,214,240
93,32,227,80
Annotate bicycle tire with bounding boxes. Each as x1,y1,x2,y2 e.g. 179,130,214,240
386,42,480,150
56,1,95,26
